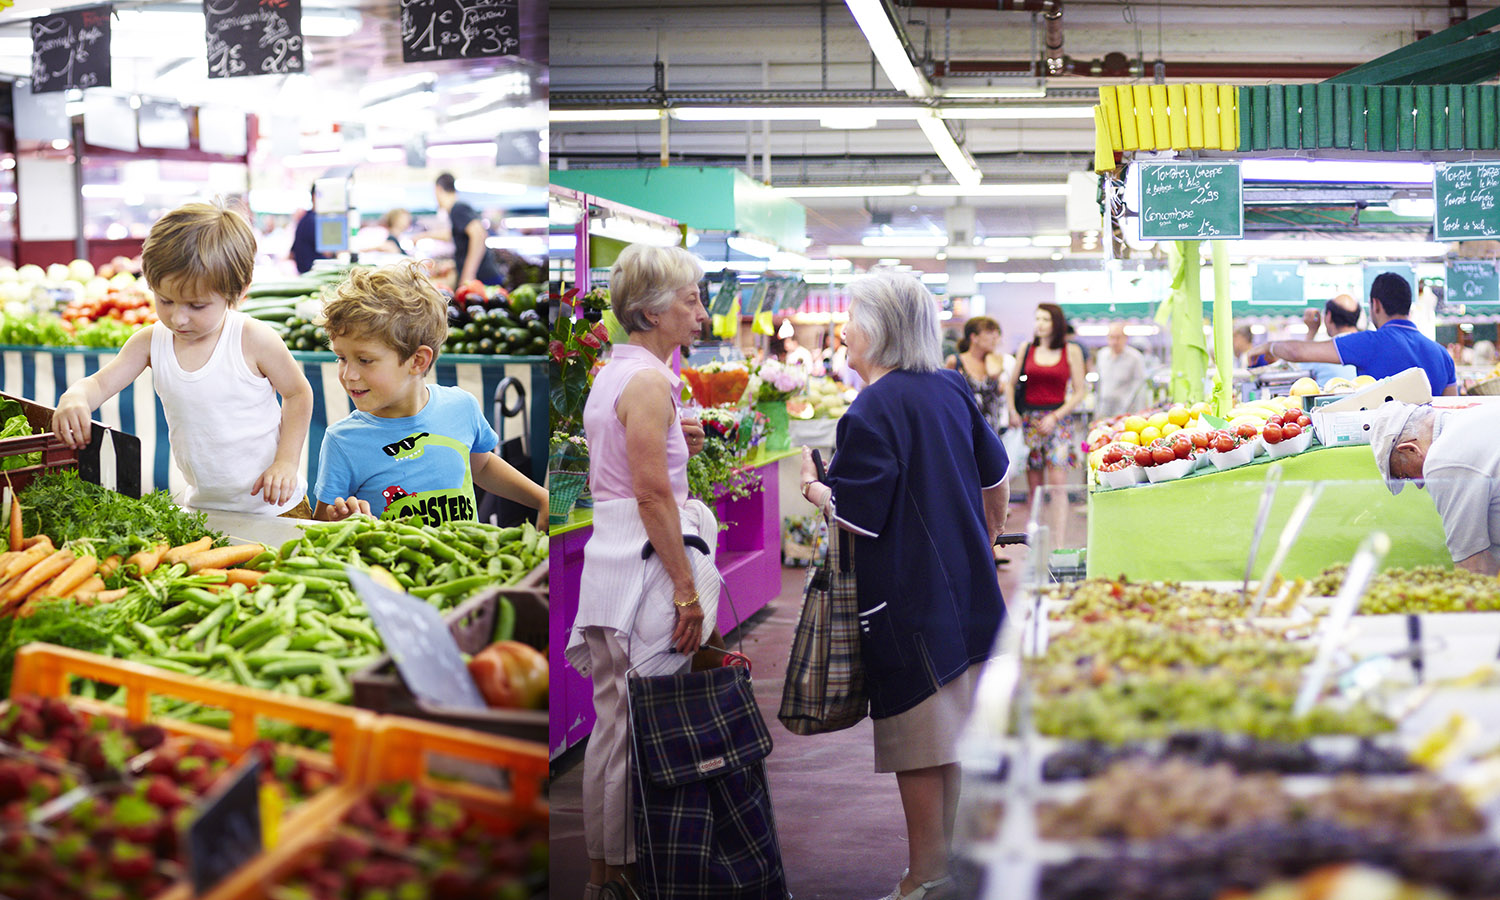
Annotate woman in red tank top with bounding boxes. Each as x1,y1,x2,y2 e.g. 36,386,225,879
1007,303,1089,504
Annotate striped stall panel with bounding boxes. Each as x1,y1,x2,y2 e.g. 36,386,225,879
0,348,542,498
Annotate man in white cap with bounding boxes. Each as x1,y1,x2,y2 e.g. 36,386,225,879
1370,401,1500,573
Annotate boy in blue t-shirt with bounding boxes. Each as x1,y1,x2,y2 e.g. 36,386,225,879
313,262,548,525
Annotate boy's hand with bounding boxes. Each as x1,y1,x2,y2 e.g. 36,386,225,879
252,461,301,507
327,496,371,520
52,397,92,450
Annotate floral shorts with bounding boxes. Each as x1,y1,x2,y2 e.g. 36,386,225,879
1021,409,1078,471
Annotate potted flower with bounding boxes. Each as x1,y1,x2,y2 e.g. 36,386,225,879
747,360,807,452
548,430,590,524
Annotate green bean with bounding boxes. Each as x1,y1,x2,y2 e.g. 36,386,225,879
223,609,278,649
224,650,256,688
134,657,199,676
262,572,341,593
280,557,321,569
181,600,235,646
410,573,495,599
131,622,170,656
110,634,139,656
259,659,325,678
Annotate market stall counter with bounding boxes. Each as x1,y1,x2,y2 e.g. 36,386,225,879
1086,444,1448,581
548,446,799,759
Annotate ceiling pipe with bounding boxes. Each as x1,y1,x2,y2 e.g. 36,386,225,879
911,0,1065,76
929,59,1354,79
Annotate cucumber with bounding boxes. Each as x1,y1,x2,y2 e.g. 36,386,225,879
246,307,298,321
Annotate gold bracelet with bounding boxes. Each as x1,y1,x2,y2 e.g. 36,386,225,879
673,590,700,608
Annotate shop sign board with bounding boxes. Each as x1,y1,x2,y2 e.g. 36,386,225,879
1250,261,1304,304
1447,259,1500,305
29,4,111,94
401,0,518,63
1136,161,1242,241
1362,264,1415,308
203,0,304,79
1434,162,1500,241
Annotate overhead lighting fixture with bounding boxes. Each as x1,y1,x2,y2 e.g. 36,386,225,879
917,114,982,186
769,251,811,269
844,0,931,98
727,234,779,257
550,195,585,226
550,234,578,251
1387,191,1436,218
592,213,681,248
671,106,922,122
981,236,1032,247
916,183,1067,197
861,234,948,247
939,80,1048,99
550,109,662,122
1239,158,1435,184
820,111,879,129
938,105,1094,120
1031,234,1071,247
921,272,949,284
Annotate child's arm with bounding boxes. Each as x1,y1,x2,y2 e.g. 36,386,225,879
471,452,548,530
245,320,314,507
54,326,154,449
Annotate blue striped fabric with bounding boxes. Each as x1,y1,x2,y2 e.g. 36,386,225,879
304,361,328,496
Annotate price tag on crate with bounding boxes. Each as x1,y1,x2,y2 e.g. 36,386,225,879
187,756,262,894
350,569,487,710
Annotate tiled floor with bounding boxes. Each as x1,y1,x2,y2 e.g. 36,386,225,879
550,508,1035,900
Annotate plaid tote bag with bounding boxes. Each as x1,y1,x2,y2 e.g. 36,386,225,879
629,665,788,900
777,523,869,735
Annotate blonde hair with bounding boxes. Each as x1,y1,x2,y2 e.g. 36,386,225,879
141,201,256,303
609,243,703,333
322,261,449,370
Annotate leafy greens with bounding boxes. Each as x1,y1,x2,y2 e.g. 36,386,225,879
18,469,220,560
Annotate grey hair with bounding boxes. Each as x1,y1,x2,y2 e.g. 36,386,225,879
847,271,943,373
609,243,704,333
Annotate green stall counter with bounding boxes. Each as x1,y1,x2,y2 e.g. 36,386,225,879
1086,445,1450,581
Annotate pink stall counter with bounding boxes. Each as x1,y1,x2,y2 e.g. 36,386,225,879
548,448,799,760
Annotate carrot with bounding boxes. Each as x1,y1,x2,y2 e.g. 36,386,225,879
223,568,265,587
2,548,73,604
184,544,264,573
7,489,18,553
66,575,105,601
31,554,96,601
98,555,122,578
2,538,53,582
126,542,169,575
20,536,47,550
161,537,213,566
91,588,129,604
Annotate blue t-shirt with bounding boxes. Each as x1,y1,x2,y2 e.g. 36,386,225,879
1334,320,1456,394
315,384,499,524
826,368,1008,719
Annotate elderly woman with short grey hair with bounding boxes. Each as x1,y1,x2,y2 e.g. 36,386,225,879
799,271,1011,900
565,243,719,900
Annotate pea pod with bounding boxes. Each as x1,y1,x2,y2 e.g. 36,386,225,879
259,658,326,678
494,596,516,643
319,519,364,552
131,622,170,656
135,657,199,676
181,600,236,646
224,650,258,688
409,573,495,600
224,609,279,649
262,572,342,593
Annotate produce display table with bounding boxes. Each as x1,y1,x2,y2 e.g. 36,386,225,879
0,346,547,496
1086,445,1449,581
548,447,799,759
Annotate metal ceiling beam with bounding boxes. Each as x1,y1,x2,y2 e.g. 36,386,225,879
1327,4,1500,83
930,60,1355,79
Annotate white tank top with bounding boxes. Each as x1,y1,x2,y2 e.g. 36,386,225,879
150,310,304,513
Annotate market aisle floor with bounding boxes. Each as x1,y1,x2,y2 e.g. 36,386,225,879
550,504,1038,900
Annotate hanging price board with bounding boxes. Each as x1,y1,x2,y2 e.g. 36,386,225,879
400,0,518,63
30,5,111,94
203,0,305,79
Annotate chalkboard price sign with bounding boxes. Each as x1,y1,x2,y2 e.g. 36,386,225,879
1137,161,1243,241
401,0,518,63
203,0,304,79
1447,259,1500,305
350,570,487,710
30,5,111,94
1434,162,1500,241
187,757,262,895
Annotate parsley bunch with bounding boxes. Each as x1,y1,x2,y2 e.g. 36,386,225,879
18,470,220,560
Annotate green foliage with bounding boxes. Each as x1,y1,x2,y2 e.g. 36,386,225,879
19,470,220,559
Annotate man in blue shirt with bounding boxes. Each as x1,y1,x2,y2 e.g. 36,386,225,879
1249,273,1456,396
1302,294,1361,387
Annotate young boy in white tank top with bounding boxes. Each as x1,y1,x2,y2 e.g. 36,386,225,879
54,201,314,515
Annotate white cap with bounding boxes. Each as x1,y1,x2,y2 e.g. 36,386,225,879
1368,401,1424,495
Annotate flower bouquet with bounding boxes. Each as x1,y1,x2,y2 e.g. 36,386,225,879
681,360,751,408
549,287,612,435
548,430,590,524
748,360,807,452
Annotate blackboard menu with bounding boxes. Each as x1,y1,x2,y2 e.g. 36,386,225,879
1137,161,1242,240
1447,259,1500,305
187,757,262,894
1434,162,1500,241
350,570,487,710
203,0,304,79
30,5,111,94
401,0,518,63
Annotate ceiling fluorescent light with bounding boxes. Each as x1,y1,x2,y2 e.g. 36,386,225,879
938,105,1095,120
916,184,1068,197
921,272,950,284
974,273,1009,283
917,114,982,186
845,0,931,98
727,234,779,257
1031,234,1071,247
1239,159,1434,184
593,214,681,247
671,106,922,122
550,109,662,122
861,234,948,247
1387,191,1436,218
769,251,810,269
820,112,879,129
940,84,1048,99
981,236,1032,247
774,185,915,198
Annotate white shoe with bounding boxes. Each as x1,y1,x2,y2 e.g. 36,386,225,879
876,869,952,900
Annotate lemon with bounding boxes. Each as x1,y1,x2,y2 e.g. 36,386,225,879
1289,376,1321,396
1147,411,1170,429
1122,415,1148,433
1161,423,1182,437
1115,431,1140,445
1166,406,1190,427
1354,374,1376,387
1190,401,1211,416
1139,425,1162,444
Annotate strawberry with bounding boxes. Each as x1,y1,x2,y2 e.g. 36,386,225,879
106,841,153,881
128,723,165,751
0,765,26,804
39,697,76,732
143,776,185,812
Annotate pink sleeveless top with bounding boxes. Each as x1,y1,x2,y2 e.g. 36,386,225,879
582,343,690,505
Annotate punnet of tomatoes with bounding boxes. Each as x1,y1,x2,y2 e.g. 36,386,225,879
60,290,158,328
1133,435,1196,468
1261,409,1311,445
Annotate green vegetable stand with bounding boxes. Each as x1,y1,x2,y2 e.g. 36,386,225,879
1086,445,1450,581
0,346,548,495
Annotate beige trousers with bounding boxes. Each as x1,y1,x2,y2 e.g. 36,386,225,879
582,626,638,866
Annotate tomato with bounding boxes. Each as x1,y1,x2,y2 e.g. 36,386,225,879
467,641,549,709
1236,423,1258,439
1151,446,1176,465
1214,435,1237,453
1263,423,1284,444
1297,414,1311,427
1135,447,1156,467
1102,446,1124,465
1171,435,1193,459
1191,432,1211,450
1282,422,1301,439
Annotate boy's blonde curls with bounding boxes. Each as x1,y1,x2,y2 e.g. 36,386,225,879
141,201,256,303
321,261,449,364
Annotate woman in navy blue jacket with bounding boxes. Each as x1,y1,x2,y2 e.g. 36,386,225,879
799,272,1010,900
